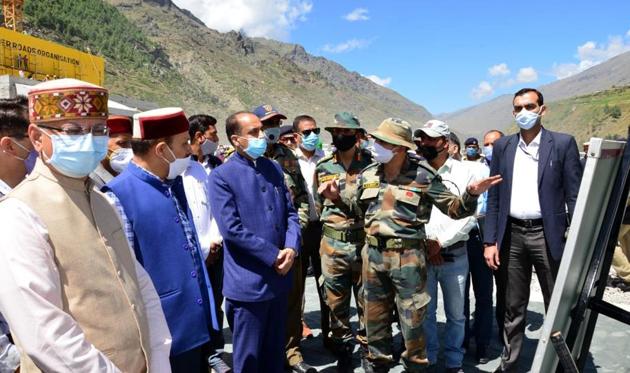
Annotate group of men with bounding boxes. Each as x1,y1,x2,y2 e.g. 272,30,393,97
0,78,582,373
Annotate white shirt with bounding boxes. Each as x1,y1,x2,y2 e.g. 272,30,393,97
182,160,222,259
0,198,172,373
510,131,543,219
0,179,11,197
462,160,490,216
295,147,325,222
425,158,479,247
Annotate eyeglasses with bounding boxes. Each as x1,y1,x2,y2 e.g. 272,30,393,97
301,128,320,136
38,123,109,136
513,103,540,113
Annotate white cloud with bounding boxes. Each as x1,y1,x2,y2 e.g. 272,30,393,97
322,38,371,53
471,81,494,99
171,0,312,41
516,67,538,83
551,33,630,79
488,63,510,77
344,8,369,22
364,74,391,87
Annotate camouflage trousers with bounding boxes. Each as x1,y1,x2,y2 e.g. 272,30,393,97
363,243,431,372
320,236,366,350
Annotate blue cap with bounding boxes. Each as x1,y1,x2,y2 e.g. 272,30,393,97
253,104,287,121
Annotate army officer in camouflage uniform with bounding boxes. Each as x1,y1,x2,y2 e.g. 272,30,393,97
315,112,373,371
319,118,501,372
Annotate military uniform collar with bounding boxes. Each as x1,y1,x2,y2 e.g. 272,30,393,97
333,147,361,164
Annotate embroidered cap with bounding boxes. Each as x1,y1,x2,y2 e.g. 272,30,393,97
28,78,108,123
132,108,189,140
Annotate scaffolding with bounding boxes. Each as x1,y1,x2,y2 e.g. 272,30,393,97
2,0,24,32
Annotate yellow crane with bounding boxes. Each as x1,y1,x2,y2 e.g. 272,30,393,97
2,0,24,32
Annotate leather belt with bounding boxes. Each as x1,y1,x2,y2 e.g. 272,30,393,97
366,234,422,250
509,216,543,228
322,225,365,243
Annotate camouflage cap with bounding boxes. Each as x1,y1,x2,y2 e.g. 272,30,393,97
370,117,417,151
325,111,361,131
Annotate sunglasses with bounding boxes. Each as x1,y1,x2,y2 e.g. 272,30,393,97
301,128,321,136
513,103,540,113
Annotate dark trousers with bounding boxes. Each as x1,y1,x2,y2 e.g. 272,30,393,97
497,222,560,371
300,221,330,338
227,296,288,373
207,252,225,364
170,343,208,373
464,227,493,349
286,255,305,365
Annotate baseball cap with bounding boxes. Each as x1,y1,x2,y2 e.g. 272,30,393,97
253,104,287,121
415,119,450,139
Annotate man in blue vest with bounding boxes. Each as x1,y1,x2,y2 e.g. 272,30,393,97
103,107,219,373
209,111,301,373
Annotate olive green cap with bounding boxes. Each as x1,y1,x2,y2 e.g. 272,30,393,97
370,117,417,150
325,111,361,131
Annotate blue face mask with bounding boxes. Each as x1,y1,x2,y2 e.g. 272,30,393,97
466,147,479,158
515,109,540,130
241,136,267,159
10,138,38,174
300,132,319,152
42,130,108,178
482,145,493,162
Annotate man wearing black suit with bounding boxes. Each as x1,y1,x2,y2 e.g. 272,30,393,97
484,88,582,372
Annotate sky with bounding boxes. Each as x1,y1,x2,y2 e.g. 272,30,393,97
171,0,630,115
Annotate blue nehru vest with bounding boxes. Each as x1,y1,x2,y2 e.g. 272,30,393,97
103,162,218,355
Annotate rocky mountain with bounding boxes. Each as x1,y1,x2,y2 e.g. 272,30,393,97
24,0,431,142
444,51,630,139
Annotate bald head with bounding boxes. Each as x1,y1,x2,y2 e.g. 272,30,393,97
483,130,504,147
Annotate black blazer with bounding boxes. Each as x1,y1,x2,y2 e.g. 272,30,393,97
484,128,582,260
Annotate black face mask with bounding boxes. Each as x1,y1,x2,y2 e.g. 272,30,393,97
332,134,357,152
417,145,442,161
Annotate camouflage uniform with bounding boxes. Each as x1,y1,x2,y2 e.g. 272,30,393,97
336,118,478,372
265,142,311,366
316,147,373,352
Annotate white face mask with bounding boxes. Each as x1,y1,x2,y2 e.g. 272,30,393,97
109,148,133,174
372,142,395,164
200,138,218,156
160,146,190,180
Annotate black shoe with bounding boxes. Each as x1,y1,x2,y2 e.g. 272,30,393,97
476,345,490,364
336,353,353,373
322,336,335,352
209,357,232,373
446,368,464,373
291,361,317,373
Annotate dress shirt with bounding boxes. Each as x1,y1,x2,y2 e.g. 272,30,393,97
0,179,10,197
0,198,172,373
182,160,222,260
0,181,19,373
425,158,478,248
295,147,325,221
463,160,490,216
510,131,542,219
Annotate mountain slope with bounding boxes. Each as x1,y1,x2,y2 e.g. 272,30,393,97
25,0,431,141
444,51,630,138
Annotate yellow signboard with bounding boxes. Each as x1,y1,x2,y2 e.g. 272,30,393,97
0,27,104,85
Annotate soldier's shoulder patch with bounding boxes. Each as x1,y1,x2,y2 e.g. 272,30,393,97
318,173,338,184
363,181,380,189
415,162,437,184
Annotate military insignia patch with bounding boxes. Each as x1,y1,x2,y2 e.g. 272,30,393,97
363,181,379,189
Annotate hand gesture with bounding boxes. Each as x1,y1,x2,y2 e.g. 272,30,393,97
467,175,503,196
205,241,222,266
484,244,500,270
317,179,340,201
